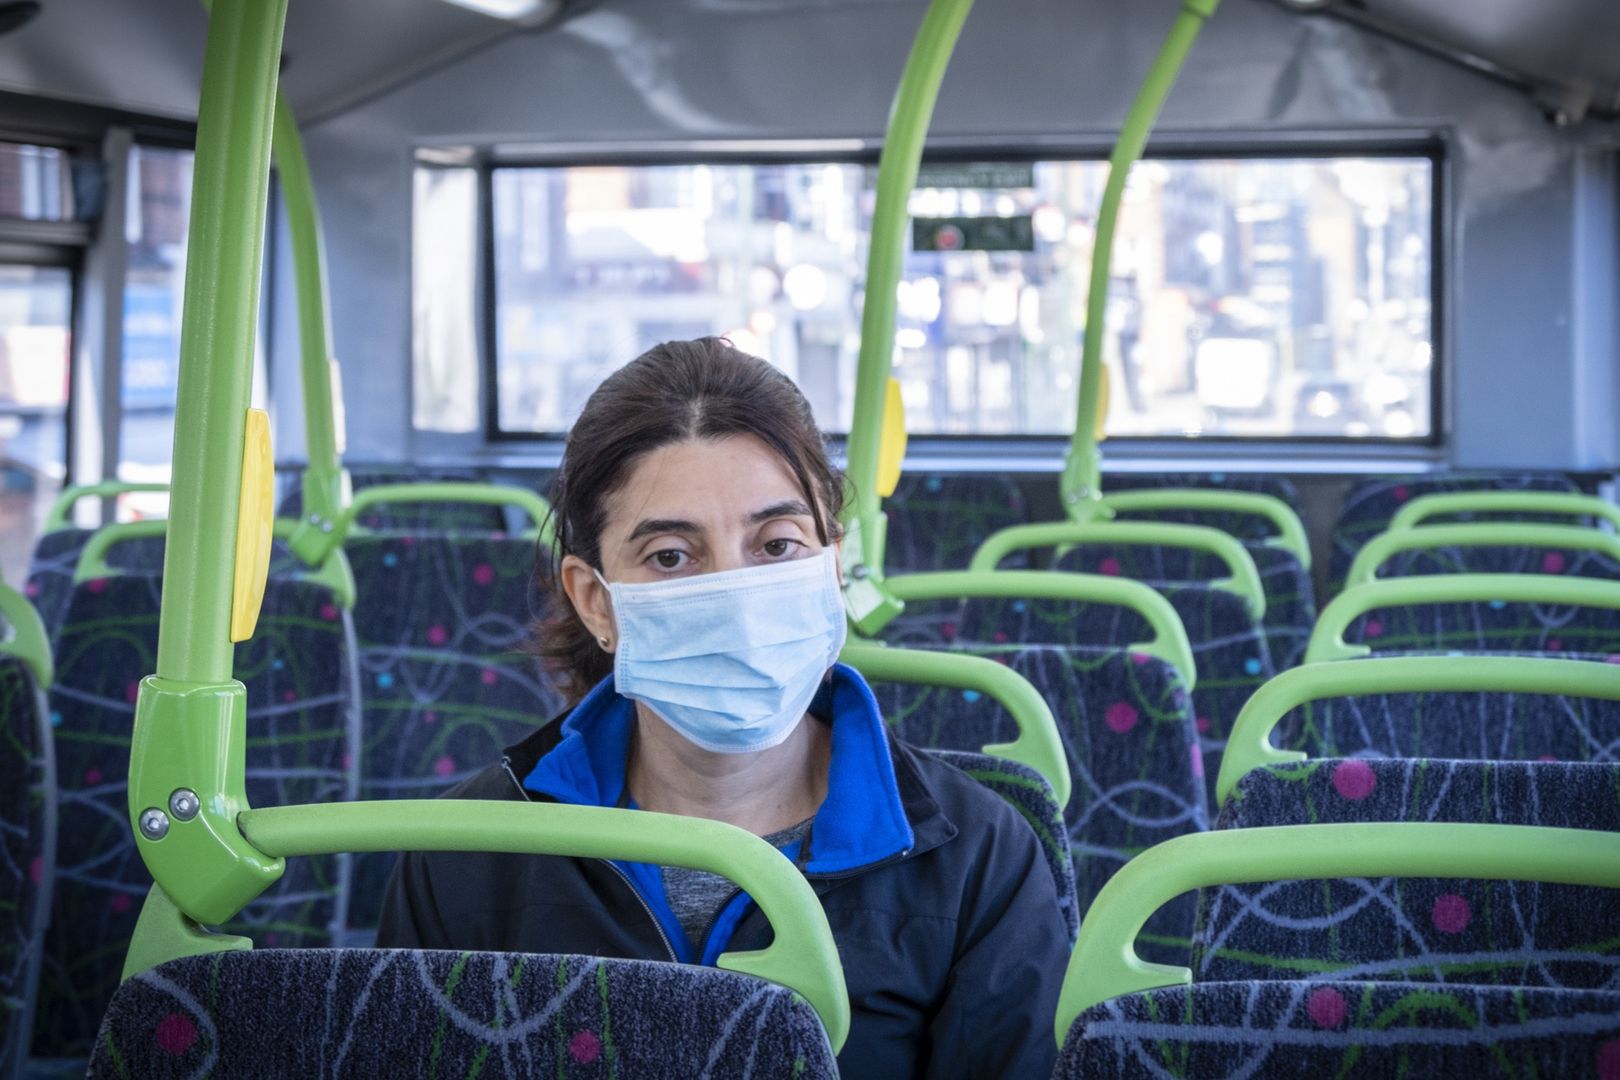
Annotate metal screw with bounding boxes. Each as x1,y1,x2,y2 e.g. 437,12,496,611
850,565,870,580
308,513,324,526
138,808,170,841
320,521,334,534
169,788,200,821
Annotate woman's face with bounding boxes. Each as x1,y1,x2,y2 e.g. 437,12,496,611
560,434,832,647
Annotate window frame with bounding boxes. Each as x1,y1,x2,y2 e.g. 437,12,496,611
470,134,1446,450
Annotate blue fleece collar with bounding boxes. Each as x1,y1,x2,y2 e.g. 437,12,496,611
523,663,914,874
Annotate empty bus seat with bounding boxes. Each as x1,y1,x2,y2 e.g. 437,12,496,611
32,575,356,1059
1103,472,1304,544
0,652,52,1079
882,473,1031,572
1199,759,1620,989
343,533,564,935
870,642,1207,962
1328,472,1579,594
278,468,516,533
1363,543,1620,584
1342,599,1620,657
87,948,838,1079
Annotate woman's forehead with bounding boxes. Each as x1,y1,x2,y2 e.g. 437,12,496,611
605,436,811,531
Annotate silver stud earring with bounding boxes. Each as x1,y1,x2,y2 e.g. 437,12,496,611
599,636,611,648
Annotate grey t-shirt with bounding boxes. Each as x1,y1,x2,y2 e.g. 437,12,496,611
662,817,813,950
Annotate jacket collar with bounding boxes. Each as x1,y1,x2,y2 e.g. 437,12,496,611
511,664,952,875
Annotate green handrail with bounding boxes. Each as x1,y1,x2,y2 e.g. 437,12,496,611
883,570,1197,688
232,800,851,1052
1054,822,1620,1043
1344,522,1620,589
1214,655,1620,806
1307,573,1620,662
1389,491,1620,533
843,0,975,586
73,518,357,609
841,642,1071,805
44,481,170,531
0,581,52,687
1099,488,1312,569
969,521,1265,621
289,481,554,564
1063,0,1220,505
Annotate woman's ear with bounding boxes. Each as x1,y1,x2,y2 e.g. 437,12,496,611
560,554,616,652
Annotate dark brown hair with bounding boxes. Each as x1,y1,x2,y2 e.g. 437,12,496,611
535,337,844,703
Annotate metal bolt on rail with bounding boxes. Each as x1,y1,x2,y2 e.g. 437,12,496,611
169,788,201,822
138,808,170,841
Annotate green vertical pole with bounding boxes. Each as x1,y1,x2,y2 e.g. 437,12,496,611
272,95,346,529
1062,0,1219,513
844,0,975,578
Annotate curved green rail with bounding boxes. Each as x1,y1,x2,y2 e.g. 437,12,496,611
0,581,52,687
1063,0,1221,503
841,642,1071,805
1214,655,1620,805
234,800,850,1052
1389,491,1620,533
44,481,170,531
1307,573,1620,662
1055,822,1620,1043
883,570,1197,688
1344,522,1620,589
969,520,1265,621
1099,488,1311,569
289,481,553,564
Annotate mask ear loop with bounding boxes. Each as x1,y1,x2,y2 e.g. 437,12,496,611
592,567,618,652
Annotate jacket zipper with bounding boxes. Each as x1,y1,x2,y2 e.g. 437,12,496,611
500,755,679,963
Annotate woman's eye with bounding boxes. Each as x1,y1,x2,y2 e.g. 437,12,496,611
649,549,689,571
762,538,803,559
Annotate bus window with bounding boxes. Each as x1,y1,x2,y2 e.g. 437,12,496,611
0,263,70,584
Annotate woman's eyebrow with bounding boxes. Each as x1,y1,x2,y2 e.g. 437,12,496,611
748,500,814,524
625,518,700,543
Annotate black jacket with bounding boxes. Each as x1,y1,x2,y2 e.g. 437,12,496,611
377,715,1067,1078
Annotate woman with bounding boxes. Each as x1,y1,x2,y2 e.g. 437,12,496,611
378,338,1068,1077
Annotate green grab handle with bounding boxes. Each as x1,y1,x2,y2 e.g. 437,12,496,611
841,642,1071,806
291,482,554,564
1055,821,1620,1045
844,0,976,580
44,482,170,532
883,570,1197,689
1214,655,1620,806
1390,491,1620,533
969,521,1266,622
1064,0,1220,506
237,799,851,1053
1100,488,1311,570
0,581,52,687
1307,573,1620,663
73,518,357,610
1345,522,1620,589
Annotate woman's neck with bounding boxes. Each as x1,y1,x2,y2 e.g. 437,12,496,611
626,704,831,836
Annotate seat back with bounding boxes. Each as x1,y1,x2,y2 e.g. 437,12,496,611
1199,759,1620,989
882,473,1031,572
87,948,839,1079
1344,599,1620,657
343,534,564,933
278,468,522,533
1328,472,1578,595
0,655,51,1079
871,642,1206,963
1103,472,1304,544
33,576,356,1059
1371,543,1620,583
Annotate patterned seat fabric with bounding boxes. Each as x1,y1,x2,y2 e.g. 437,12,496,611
33,576,356,1059
0,656,51,1078
1345,599,1620,657
1057,981,1620,1079
870,640,1206,964
1201,759,1620,990
1103,472,1304,545
1328,472,1579,595
882,473,1031,572
87,949,838,1079
1370,544,1620,583
278,468,544,533
344,535,564,933
1276,685,1620,762
1055,543,1315,668
922,749,1079,941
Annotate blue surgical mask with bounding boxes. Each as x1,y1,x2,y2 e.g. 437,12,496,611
597,548,847,754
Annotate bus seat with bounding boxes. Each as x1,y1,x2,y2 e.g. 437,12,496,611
87,948,838,1079
924,748,1080,941
1103,472,1305,544
0,654,52,1080
882,473,1031,572
342,533,565,936
1199,759,1620,989
1342,601,1620,658
1367,543,1620,584
32,576,356,1059
1328,472,1579,596
870,642,1207,965
279,468,512,533
1057,981,1620,1079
